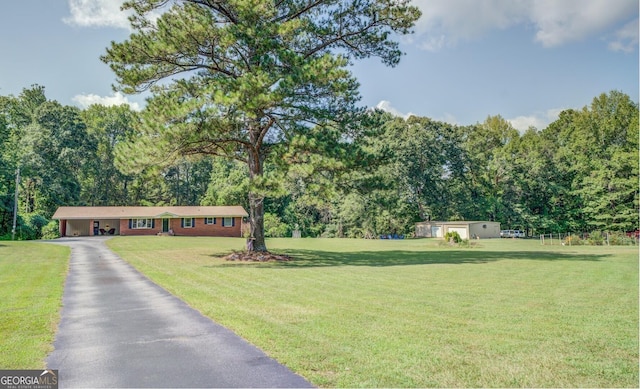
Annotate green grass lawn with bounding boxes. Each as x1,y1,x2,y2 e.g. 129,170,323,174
0,241,69,368
107,237,638,388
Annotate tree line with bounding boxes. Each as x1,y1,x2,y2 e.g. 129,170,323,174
0,86,637,240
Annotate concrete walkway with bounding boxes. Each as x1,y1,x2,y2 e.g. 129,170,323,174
46,237,312,388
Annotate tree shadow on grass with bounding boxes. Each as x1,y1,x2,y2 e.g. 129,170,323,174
218,249,609,268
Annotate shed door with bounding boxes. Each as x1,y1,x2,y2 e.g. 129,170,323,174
431,226,442,238
448,227,468,239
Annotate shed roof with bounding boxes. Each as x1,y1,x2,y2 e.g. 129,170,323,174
415,221,499,226
52,206,248,220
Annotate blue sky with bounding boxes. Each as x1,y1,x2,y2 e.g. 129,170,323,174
0,0,637,131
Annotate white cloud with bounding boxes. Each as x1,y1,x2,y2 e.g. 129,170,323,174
530,0,637,47
72,92,142,111
419,34,448,51
508,115,546,132
376,100,405,117
63,0,130,29
508,107,563,132
375,100,416,119
411,0,638,50
412,0,527,49
437,112,459,126
64,0,169,29
375,100,459,125
608,18,639,53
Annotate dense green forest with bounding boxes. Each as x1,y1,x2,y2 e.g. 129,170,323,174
0,86,637,239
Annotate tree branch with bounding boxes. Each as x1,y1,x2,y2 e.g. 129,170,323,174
277,0,325,23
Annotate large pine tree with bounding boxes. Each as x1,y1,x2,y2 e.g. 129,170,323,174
103,0,420,251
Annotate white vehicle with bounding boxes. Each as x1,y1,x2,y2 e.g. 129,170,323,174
500,229,525,238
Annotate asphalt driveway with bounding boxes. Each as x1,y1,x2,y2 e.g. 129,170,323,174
46,237,312,388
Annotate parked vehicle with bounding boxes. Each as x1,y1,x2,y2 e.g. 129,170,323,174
500,229,525,238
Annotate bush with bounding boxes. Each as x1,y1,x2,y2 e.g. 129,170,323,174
444,231,462,244
563,235,583,246
458,239,478,248
321,224,339,238
587,231,605,246
0,214,54,240
345,227,365,239
263,212,290,238
14,224,36,240
30,215,48,238
607,231,637,246
301,223,326,238
4,214,52,240
438,234,477,248
41,220,60,240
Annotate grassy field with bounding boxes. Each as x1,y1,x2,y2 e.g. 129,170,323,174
0,241,69,368
107,236,638,388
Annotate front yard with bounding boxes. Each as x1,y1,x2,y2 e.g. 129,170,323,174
107,237,639,388
2,236,636,387
0,241,69,368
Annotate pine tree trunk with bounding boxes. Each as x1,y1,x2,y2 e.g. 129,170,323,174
249,192,267,252
247,134,268,252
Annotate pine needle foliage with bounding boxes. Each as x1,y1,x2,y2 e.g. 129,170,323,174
103,0,421,251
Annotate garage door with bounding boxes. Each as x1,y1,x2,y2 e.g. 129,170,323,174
431,226,442,238
447,227,468,239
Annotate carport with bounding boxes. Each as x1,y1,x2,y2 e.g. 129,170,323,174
59,218,120,236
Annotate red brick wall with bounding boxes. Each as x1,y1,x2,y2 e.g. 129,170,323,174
119,217,243,237
119,219,161,236
172,217,242,237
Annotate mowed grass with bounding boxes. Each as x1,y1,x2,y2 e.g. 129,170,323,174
107,237,639,388
0,241,69,368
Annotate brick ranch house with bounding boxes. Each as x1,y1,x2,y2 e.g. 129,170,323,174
52,206,248,237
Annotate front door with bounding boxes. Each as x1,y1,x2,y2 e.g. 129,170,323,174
162,218,169,232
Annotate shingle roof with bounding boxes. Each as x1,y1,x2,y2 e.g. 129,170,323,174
52,206,248,220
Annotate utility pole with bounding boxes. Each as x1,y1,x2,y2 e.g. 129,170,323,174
12,167,20,240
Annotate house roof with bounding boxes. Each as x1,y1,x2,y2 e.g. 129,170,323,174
52,206,249,220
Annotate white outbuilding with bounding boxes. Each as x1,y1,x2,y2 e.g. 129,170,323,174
415,221,500,239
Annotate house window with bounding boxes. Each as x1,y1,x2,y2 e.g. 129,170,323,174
222,217,234,227
131,218,153,229
204,217,216,225
182,218,194,228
